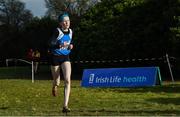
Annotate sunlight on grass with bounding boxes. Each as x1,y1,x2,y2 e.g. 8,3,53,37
0,79,180,116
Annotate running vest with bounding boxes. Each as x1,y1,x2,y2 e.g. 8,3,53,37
52,28,73,55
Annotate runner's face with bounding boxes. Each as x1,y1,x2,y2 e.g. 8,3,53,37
60,16,70,30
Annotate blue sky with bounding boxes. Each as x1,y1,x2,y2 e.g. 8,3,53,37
20,0,47,17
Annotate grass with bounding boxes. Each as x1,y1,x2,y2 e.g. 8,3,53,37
0,79,180,116
0,66,180,116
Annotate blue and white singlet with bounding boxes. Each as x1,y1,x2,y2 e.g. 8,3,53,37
51,28,73,56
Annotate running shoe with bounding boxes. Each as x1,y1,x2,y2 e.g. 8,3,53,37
62,106,71,113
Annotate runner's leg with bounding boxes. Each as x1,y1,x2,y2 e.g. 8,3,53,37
51,65,61,86
61,61,71,107
51,65,60,96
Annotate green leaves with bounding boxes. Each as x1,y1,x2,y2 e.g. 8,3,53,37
74,0,180,60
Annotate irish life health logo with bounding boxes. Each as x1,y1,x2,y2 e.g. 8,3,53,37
89,74,95,84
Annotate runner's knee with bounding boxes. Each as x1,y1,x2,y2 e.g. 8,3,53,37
64,79,70,85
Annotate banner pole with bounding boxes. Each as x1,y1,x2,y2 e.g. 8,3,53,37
32,61,34,83
166,53,175,83
6,59,8,67
157,67,162,85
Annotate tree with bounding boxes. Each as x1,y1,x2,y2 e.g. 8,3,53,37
45,0,100,18
0,0,33,29
73,0,180,60
0,0,33,58
21,17,57,59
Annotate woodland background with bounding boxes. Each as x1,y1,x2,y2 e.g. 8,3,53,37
0,0,180,79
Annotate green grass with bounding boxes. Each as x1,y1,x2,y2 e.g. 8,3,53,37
0,66,180,116
0,79,180,116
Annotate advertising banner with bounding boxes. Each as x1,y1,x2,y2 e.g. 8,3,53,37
81,67,162,87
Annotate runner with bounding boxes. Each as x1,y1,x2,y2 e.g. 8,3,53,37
48,13,73,113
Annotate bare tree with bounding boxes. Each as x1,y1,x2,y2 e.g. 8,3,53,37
0,0,33,28
45,0,100,18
